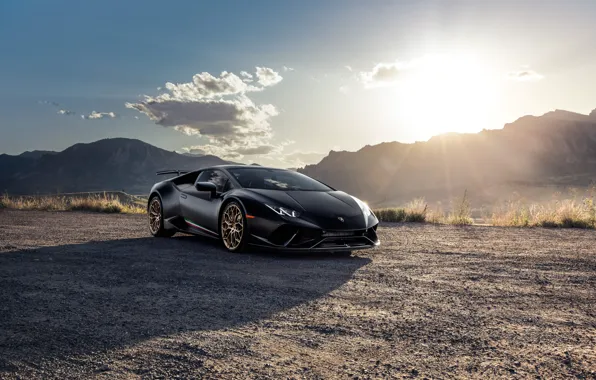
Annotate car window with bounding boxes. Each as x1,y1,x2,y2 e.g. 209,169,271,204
197,170,230,193
228,167,331,191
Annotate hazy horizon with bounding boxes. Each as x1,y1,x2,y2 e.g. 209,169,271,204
3,105,595,161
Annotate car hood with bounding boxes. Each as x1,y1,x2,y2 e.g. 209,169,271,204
248,189,368,230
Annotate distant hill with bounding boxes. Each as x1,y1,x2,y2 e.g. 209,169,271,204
300,108,596,206
17,150,57,159
0,138,231,195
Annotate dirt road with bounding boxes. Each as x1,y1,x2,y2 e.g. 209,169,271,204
0,210,595,379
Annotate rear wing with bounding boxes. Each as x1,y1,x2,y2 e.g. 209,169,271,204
156,169,189,176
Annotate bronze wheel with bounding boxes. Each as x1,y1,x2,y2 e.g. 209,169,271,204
221,202,245,251
148,196,175,237
149,197,161,235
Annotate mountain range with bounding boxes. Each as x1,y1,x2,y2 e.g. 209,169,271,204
0,138,229,195
2,108,596,204
300,108,596,206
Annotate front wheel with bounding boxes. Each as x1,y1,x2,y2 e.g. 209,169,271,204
148,196,176,237
220,201,248,252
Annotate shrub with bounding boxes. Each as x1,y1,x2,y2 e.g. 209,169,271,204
447,190,473,225
404,198,427,222
373,198,428,223
373,207,406,222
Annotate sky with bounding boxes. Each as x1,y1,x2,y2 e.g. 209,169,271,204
1,0,596,167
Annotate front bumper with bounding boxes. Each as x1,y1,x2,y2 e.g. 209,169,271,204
249,224,380,251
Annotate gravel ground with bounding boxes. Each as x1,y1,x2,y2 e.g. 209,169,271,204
0,209,595,379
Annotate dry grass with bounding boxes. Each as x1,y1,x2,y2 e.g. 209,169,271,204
446,190,474,226
374,188,596,229
373,192,473,226
373,198,427,223
0,193,146,214
490,197,596,229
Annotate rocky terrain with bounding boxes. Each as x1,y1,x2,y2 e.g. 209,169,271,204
1,210,595,378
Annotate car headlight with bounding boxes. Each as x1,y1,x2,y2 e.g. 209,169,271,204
265,204,301,218
351,196,372,218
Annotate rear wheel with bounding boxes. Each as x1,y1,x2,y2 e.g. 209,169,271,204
220,201,248,252
148,196,175,237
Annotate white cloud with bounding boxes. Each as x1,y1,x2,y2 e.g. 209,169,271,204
126,67,284,160
256,67,283,86
507,68,544,82
359,60,413,88
81,111,117,120
240,71,253,83
161,71,261,100
283,66,294,72
57,109,76,116
344,65,352,72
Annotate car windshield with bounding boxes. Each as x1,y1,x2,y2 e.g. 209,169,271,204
228,167,331,191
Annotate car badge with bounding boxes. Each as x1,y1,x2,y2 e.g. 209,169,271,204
337,217,344,222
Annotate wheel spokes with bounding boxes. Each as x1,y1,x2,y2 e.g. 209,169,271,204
149,199,161,234
221,204,243,249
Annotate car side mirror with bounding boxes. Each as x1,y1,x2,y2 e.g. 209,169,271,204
195,181,217,197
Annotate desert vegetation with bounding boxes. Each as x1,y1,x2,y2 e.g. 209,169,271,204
3,188,596,229
0,192,146,214
489,196,596,229
373,191,473,225
373,188,596,229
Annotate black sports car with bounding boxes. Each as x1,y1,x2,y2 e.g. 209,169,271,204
147,165,380,252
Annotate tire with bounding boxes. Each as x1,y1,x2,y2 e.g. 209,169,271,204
148,196,176,237
220,201,248,252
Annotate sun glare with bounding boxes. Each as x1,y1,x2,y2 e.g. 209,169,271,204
397,54,498,140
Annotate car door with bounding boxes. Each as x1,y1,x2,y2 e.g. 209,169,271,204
180,169,230,235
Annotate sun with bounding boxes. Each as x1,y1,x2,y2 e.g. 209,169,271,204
396,54,498,140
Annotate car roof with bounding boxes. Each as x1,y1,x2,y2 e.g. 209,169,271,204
204,165,291,171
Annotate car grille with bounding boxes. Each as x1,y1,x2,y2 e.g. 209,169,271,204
263,225,378,249
321,230,361,237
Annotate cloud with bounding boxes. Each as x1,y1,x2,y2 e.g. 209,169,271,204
359,60,413,88
161,71,262,100
283,66,294,72
179,143,279,160
344,65,352,72
57,109,76,116
256,67,283,86
339,85,350,94
126,67,284,160
507,68,544,82
81,111,117,120
236,145,276,155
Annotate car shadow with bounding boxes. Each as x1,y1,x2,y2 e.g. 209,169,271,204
0,236,370,366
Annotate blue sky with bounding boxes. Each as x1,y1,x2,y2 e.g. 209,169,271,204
2,0,596,166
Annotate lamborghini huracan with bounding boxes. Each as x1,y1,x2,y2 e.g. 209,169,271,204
147,165,380,252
